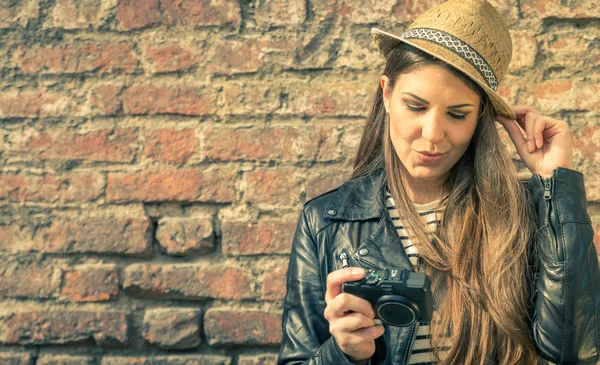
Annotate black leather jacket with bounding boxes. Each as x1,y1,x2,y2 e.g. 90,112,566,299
277,167,600,365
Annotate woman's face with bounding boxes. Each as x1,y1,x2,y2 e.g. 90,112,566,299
381,64,481,186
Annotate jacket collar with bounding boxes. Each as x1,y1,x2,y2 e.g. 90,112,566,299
324,169,387,221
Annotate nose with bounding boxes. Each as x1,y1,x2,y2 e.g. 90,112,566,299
420,112,445,144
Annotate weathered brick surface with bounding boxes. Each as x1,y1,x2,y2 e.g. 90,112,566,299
121,86,217,116
0,217,153,255
60,264,119,302
0,352,34,365
15,42,138,74
156,217,214,256
238,355,278,365
0,310,129,345
9,128,137,162
101,356,231,365
1,0,599,360
36,354,95,365
221,220,295,255
203,126,340,162
123,264,255,300
0,260,61,298
107,169,235,203
144,129,196,163
204,308,282,345
0,172,104,202
241,170,302,205
142,308,201,349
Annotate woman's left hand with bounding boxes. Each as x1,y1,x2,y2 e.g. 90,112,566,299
496,105,574,179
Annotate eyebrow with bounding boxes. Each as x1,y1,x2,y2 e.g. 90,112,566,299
402,92,475,109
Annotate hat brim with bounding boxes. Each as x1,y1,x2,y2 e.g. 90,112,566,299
371,28,516,120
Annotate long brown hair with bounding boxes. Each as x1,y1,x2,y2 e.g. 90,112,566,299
351,43,538,365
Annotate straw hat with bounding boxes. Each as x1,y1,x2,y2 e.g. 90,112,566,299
372,0,515,119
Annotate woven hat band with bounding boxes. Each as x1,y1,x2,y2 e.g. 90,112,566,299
401,27,499,91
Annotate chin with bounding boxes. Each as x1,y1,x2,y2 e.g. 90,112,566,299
406,166,448,182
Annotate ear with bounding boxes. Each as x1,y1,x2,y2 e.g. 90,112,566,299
380,75,391,113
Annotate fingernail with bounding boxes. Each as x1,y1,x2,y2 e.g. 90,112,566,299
374,319,383,326
351,267,364,276
528,140,534,152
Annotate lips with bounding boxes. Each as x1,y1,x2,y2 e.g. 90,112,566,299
417,151,445,156
415,150,446,163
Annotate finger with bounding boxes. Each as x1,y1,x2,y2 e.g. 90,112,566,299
532,115,546,149
496,115,527,154
325,267,365,304
328,292,376,319
338,323,386,344
330,312,379,333
513,105,538,119
524,112,542,153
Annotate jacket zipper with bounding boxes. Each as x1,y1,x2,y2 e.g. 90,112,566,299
542,176,562,261
338,249,384,271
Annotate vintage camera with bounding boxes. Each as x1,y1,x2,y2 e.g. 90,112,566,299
342,268,433,327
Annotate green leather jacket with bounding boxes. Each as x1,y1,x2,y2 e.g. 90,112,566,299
278,167,600,364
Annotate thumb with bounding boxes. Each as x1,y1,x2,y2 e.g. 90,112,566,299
496,115,527,155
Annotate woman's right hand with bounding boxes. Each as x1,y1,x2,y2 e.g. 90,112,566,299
324,267,385,364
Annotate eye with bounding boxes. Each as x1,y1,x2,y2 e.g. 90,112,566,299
405,104,426,113
448,113,467,121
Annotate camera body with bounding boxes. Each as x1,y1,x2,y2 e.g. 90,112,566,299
342,268,433,327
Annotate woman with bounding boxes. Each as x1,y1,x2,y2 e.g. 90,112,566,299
277,0,600,364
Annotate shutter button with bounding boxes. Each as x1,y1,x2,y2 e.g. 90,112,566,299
358,248,369,256
327,209,337,216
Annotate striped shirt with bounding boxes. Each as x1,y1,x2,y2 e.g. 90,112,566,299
385,192,449,364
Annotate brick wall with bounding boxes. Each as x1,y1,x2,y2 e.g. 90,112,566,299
0,0,598,364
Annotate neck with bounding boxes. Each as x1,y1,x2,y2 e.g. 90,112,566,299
402,174,447,205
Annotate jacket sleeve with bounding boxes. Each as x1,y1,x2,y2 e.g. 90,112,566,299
528,167,600,364
277,208,361,365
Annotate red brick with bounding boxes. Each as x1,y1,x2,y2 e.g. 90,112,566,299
15,42,137,74
508,31,538,71
61,264,119,302
145,43,199,73
87,85,123,115
0,217,153,256
530,81,600,114
204,308,282,345
497,84,520,106
203,126,340,162
106,169,234,203
242,170,302,205
122,85,216,116
572,126,600,163
101,356,231,365
545,33,600,76
37,355,95,365
261,265,287,301
0,310,129,345
336,0,445,24
160,0,241,27
286,81,372,117
238,355,278,365
0,261,61,298
142,308,201,349
116,0,161,30
123,264,255,300
0,172,104,203
221,83,281,114
0,1,39,29
306,169,351,200
50,0,105,29
521,0,599,19
144,129,196,163
11,128,137,162
0,352,34,365
222,220,295,255
255,0,306,26
0,90,71,118
156,217,214,256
